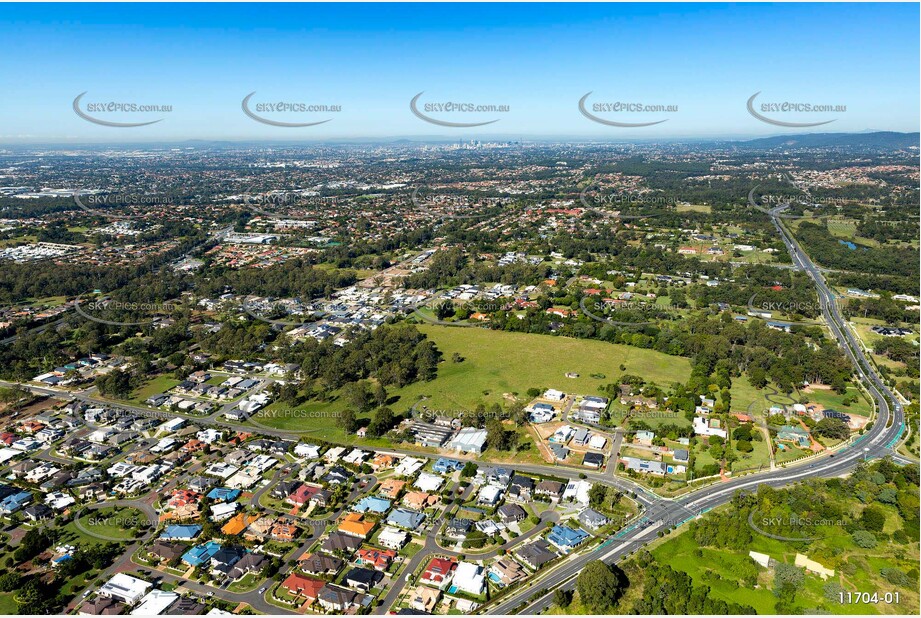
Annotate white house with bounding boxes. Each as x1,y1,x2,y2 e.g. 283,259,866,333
130,590,178,615
98,573,152,605
452,562,486,596
692,416,727,439
414,472,444,493
294,443,321,459
378,526,409,550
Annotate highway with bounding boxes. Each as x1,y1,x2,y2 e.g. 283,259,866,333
0,207,910,616
483,203,909,615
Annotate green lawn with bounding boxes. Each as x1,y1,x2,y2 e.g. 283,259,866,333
732,380,873,421
130,375,181,404
647,510,919,615
74,506,146,541
0,593,17,614
248,326,692,441
389,325,693,414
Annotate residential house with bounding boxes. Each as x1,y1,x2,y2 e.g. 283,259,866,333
378,526,409,550
489,558,528,586
403,491,439,510
547,525,589,553
344,566,381,592
298,552,343,576
535,480,564,500
498,503,527,524
317,584,359,613
508,475,535,502
420,557,457,589
386,508,425,530
578,508,609,530
355,548,397,571
281,573,325,602
322,531,363,555
409,585,441,613
339,512,376,539
453,562,486,596
515,539,557,570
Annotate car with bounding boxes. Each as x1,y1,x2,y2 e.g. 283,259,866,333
258,587,267,594
207,592,214,597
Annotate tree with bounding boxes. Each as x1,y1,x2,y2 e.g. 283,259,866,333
851,530,878,548
94,368,133,398
773,562,805,592
576,560,625,612
372,382,387,407
860,506,886,532
0,572,20,592
553,589,572,608
589,483,608,509
461,462,477,478
366,407,397,438
813,418,850,441
342,381,374,413
337,409,359,433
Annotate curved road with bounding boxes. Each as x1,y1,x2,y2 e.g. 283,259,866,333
485,203,908,615
1,204,910,615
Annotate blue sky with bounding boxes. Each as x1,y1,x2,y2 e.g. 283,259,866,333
0,2,917,142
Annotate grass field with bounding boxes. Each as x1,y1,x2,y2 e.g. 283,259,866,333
75,506,146,541
387,325,693,414
0,593,17,614
731,378,873,420
130,375,181,404
648,513,919,615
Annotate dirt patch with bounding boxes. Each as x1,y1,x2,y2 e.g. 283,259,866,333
526,424,554,463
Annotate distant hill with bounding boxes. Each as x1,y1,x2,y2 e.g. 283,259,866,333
741,131,919,150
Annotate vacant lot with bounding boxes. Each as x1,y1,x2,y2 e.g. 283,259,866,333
389,325,693,414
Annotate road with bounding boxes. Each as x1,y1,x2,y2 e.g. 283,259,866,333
483,203,909,615
1,204,910,615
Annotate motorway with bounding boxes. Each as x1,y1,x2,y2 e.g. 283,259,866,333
0,208,911,615
485,203,910,615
